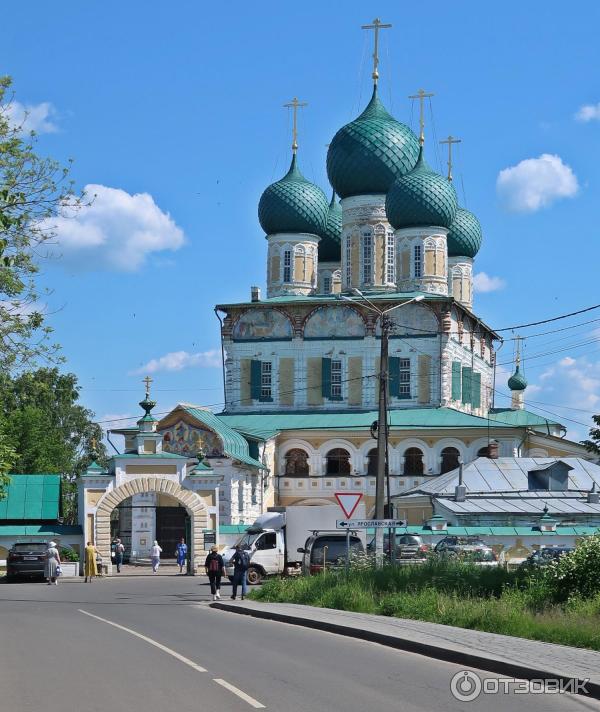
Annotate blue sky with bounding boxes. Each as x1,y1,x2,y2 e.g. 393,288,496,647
4,1,600,440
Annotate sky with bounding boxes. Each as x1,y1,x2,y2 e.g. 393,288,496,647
3,1,600,442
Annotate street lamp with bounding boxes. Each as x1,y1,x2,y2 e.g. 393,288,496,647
343,291,424,564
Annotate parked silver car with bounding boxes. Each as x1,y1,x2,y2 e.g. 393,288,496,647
434,536,497,563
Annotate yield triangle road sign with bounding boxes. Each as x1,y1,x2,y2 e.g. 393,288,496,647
334,492,363,519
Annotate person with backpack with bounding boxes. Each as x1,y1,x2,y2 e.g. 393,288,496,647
204,545,225,600
113,538,125,573
230,544,250,600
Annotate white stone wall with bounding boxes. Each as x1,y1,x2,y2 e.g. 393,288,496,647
266,233,319,297
395,227,449,295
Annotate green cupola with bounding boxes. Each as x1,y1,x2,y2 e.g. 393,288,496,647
508,365,528,392
447,208,483,258
258,154,329,237
326,86,420,199
385,148,458,230
319,191,342,262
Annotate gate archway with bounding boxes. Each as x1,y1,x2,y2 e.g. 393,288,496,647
94,478,208,571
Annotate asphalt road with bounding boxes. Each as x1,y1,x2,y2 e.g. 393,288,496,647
1,575,598,712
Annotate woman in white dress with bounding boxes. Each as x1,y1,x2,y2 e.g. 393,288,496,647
45,541,61,585
150,540,162,573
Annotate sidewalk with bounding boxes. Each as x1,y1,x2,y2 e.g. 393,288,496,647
211,600,600,699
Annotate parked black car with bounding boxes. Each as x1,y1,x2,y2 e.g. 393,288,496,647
301,534,364,575
434,536,497,562
6,542,47,579
522,547,574,567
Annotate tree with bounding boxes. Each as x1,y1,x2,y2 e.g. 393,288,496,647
0,368,106,522
0,424,15,501
582,414,600,457
0,76,82,373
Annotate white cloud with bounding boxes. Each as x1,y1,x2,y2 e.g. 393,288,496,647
473,272,506,293
575,103,600,122
5,100,58,134
496,154,578,212
133,350,221,375
559,356,576,367
45,184,185,271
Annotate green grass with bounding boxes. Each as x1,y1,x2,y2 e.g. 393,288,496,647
250,561,600,651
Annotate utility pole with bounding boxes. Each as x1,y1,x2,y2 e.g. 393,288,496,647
374,314,389,565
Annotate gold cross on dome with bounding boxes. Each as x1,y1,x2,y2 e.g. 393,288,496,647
283,97,308,154
440,135,462,182
409,88,435,145
143,375,153,397
362,18,392,85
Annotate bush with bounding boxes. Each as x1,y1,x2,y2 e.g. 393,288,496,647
544,534,600,601
60,546,79,562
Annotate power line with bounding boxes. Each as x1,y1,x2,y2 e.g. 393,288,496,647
495,303,600,333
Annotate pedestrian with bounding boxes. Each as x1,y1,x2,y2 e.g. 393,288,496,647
151,540,162,573
230,544,250,600
84,541,98,583
113,538,125,573
45,541,61,585
175,537,188,574
204,545,224,601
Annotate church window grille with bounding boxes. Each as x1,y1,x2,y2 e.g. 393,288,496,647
414,245,422,278
323,276,331,293
326,448,351,475
398,358,411,397
331,359,342,399
283,250,292,283
386,232,395,283
362,233,373,284
345,236,352,287
284,449,309,476
261,361,272,400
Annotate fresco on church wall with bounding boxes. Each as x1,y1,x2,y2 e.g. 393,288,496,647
304,306,365,338
161,420,223,457
375,303,439,337
232,308,293,341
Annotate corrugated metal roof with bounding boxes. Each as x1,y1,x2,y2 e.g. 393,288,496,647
0,474,61,521
217,407,518,434
406,458,600,495
180,406,266,470
436,495,600,516
488,408,561,427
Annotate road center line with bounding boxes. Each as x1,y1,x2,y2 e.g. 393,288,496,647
213,678,266,709
77,609,207,672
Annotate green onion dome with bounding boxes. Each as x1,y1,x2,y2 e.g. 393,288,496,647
508,365,528,391
385,148,458,230
258,154,329,236
326,86,420,199
319,192,342,262
447,207,483,258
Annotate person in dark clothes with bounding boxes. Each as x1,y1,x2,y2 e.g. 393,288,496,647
204,546,225,601
230,544,250,600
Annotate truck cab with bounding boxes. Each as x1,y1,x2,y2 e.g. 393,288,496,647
223,528,284,584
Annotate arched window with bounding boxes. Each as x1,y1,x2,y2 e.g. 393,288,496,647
284,449,309,476
477,446,489,458
367,448,378,476
361,231,373,284
326,448,351,475
404,447,424,476
283,249,292,283
441,447,460,474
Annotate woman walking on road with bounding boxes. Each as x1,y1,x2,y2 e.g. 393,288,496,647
204,546,225,601
84,541,98,583
45,541,61,585
151,540,162,573
175,537,187,574
230,544,250,600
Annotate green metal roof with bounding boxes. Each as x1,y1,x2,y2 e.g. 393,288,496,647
386,147,458,230
319,192,342,262
258,153,328,237
181,406,266,469
113,452,189,460
507,365,528,392
217,407,518,435
217,291,448,309
0,474,61,521
488,408,559,427
447,208,483,258
371,525,600,537
327,85,420,198
0,524,82,537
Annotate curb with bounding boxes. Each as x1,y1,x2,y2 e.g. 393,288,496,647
210,602,600,700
